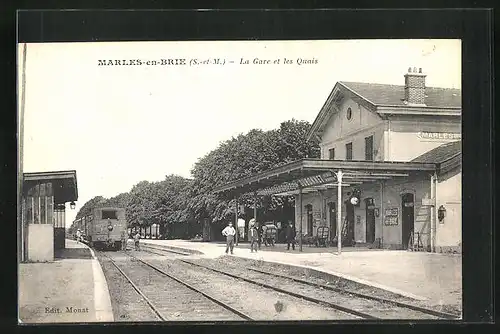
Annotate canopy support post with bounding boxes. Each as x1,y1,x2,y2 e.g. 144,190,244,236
298,182,303,252
253,191,257,223
336,170,343,255
234,196,239,246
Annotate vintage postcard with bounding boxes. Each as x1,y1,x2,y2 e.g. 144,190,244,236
18,39,462,323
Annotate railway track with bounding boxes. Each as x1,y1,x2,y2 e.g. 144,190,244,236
117,244,460,320
98,251,253,321
245,265,460,320
180,259,459,320
122,251,362,320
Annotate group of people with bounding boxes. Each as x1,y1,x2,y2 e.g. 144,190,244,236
221,219,297,255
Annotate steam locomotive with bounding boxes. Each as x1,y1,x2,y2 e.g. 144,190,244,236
72,207,127,251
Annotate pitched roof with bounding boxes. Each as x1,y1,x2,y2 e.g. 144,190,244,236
339,81,461,108
411,141,461,164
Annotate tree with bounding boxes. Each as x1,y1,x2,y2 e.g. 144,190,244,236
75,196,107,220
188,118,320,224
105,192,131,209
127,181,159,229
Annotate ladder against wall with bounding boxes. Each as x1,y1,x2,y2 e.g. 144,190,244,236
409,231,426,251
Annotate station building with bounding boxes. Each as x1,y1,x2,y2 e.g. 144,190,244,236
19,170,78,262
214,68,461,253
297,68,462,252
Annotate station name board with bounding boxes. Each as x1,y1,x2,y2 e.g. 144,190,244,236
418,132,461,140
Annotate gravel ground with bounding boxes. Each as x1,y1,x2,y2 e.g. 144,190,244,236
186,257,443,320
201,256,461,317
100,251,244,322
138,255,359,321
98,249,460,322
98,253,161,322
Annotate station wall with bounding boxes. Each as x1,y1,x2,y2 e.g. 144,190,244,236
27,224,53,262
388,117,461,162
293,172,437,250
320,99,386,161
435,167,462,253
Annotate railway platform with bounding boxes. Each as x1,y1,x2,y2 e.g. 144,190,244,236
140,239,462,311
19,239,114,323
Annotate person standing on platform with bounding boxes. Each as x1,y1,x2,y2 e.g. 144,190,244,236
248,219,258,253
76,229,82,243
222,222,236,255
257,222,263,250
120,229,127,251
285,221,296,250
134,231,141,251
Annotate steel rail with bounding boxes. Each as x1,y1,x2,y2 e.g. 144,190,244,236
180,259,377,320
98,252,168,321
140,244,191,256
125,252,254,321
246,266,460,320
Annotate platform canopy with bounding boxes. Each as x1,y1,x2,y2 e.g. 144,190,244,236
213,158,436,198
23,170,78,204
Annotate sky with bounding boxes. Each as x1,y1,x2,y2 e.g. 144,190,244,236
18,39,461,227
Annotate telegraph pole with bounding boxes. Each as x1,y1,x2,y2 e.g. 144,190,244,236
19,43,27,262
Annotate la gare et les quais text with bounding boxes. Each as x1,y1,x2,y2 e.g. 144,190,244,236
240,57,318,65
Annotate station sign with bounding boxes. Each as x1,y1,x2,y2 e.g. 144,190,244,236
418,132,461,140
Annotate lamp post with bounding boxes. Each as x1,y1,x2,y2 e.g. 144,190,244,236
335,170,343,255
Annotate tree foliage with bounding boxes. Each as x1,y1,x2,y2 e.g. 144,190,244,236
75,196,107,220
71,118,319,237
189,118,320,223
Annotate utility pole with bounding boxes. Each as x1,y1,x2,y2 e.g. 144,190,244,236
19,43,27,262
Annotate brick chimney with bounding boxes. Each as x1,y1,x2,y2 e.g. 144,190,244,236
404,67,426,105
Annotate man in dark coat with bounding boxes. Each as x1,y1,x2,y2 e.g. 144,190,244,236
285,221,296,250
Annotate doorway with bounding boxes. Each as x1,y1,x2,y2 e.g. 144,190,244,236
344,199,355,246
305,204,313,236
401,193,415,249
365,198,376,244
327,202,337,241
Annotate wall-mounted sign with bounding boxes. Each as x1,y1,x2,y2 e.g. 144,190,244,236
385,208,398,216
356,215,361,225
418,132,461,140
421,198,435,206
374,208,380,217
384,216,398,226
384,208,399,226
